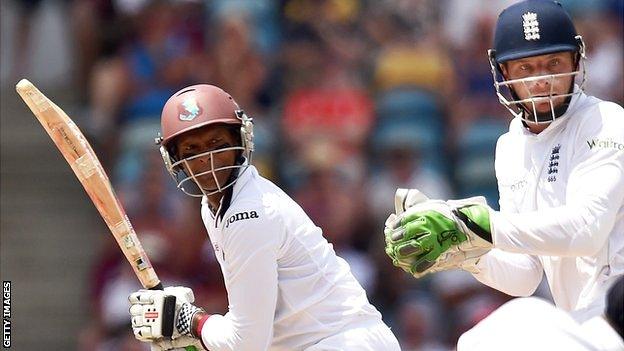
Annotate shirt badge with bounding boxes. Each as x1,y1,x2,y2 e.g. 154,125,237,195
547,144,560,182
179,98,201,121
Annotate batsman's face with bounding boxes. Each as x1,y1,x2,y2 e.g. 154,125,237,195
502,52,576,114
174,124,239,192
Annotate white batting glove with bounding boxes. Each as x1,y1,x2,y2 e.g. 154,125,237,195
129,287,205,343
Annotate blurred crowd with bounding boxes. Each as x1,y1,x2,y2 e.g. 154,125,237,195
10,0,623,350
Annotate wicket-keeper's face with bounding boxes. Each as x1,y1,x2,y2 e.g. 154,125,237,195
174,124,239,193
502,51,576,115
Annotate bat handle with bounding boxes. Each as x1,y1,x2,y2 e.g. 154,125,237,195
149,283,200,351
149,282,164,291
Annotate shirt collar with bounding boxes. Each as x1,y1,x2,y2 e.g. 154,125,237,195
200,162,256,210
230,163,256,203
512,85,586,138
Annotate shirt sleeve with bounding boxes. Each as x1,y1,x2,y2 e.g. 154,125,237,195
472,249,544,296
492,103,624,257
200,208,282,351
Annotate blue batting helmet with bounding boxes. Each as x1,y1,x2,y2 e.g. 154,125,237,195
487,0,587,123
492,0,580,64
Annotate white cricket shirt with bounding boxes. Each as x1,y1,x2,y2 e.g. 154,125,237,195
473,88,624,322
198,166,386,351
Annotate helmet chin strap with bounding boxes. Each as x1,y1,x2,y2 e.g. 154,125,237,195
512,77,576,123
198,151,246,194
518,93,574,123
200,158,243,195
201,155,246,216
529,97,572,122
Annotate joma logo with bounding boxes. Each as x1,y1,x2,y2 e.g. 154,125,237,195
225,211,259,228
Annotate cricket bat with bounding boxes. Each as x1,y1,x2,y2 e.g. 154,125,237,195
15,79,163,290
16,80,201,350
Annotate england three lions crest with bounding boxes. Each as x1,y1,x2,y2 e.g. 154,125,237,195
522,12,540,41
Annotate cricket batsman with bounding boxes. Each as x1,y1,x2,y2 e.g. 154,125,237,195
384,0,623,349
127,84,401,350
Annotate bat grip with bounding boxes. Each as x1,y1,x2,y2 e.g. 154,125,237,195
148,282,200,351
149,282,164,291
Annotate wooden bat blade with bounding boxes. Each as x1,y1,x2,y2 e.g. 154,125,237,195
16,79,161,290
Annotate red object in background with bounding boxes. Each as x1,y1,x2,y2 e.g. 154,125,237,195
283,88,374,145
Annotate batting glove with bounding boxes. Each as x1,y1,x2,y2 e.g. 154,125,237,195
129,287,206,343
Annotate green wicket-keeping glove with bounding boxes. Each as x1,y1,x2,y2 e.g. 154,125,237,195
384,189,494,278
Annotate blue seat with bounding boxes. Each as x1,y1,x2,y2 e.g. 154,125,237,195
376,87,442,120
371,118,449,176
457,118,508,157
458,186,500,211
372,118,442,153
455,117,508,210
114,118,162,185
456,155,496,188
375,88,445,152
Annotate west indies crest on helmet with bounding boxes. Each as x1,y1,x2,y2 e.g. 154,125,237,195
487,0,587,123
156,84,254,197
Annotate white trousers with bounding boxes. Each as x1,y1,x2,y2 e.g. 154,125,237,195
305,318,401,351
458,297,624,351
